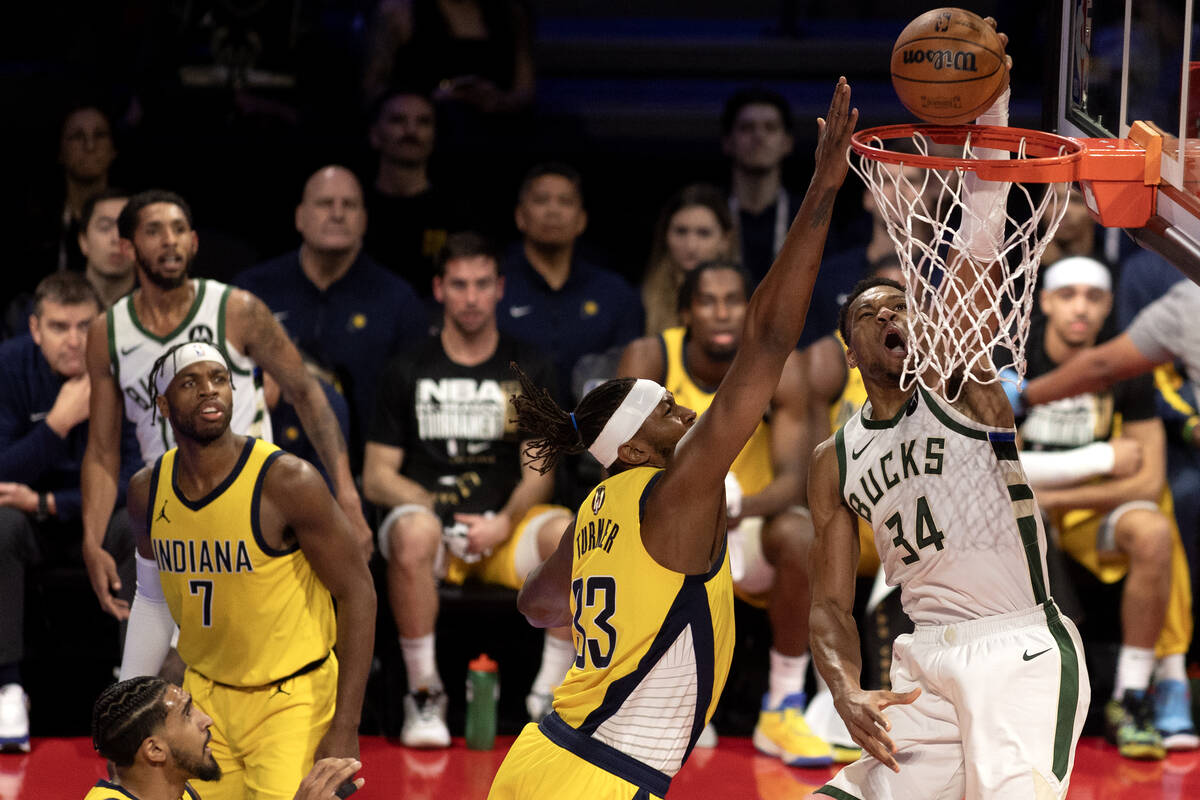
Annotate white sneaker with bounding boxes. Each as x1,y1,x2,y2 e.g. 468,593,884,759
401,690,450,749
526,691,554,722
0,684,29,753
695,721,718,748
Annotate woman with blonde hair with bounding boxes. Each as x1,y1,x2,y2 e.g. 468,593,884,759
641,184,735,335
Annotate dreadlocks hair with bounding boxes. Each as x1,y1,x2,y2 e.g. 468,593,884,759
92,676,171,766
510,362,636,475
146,341,235,425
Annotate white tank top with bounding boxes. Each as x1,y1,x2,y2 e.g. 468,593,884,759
106,279,272,464
837,386,1049,625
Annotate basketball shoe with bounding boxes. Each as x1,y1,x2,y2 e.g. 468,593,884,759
1106,689,1166,760
752,692,833,767
0,684,29,753
402,689,450,748
1153,678,1200,750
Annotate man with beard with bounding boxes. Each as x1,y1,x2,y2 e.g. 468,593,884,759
116,342,375,799
363,232,571,747
363,91,473,296
615,260,830,765
79,191,373,628
87,676,367,800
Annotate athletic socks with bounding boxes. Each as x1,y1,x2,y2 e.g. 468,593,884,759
530,633,577,697
767,649,810,709
1155,652,1189,684
400,633,442,694
1114,646,1156,699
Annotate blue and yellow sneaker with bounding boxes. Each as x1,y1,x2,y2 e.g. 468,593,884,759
752,692,834,767
1106,690,1166,760
1154,678,1200,750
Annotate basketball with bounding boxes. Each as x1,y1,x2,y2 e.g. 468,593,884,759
890,8,1008,124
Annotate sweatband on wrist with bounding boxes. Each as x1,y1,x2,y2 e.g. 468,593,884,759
1019,442,1115,489
587,379,667,468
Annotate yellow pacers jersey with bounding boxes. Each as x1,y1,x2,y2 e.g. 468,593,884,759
83,780,199,800
545,467,734,794
660,327,772,495
148,438,335,687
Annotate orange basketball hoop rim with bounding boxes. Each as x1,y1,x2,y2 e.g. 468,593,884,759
849,121,1163,229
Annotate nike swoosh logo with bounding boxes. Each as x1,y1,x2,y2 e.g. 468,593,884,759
851,437,875,459
509,305,533,318
29,412,47,422
119,343,142,356
1022,648,1052,661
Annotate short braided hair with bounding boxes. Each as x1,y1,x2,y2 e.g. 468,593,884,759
510,363,635,475
92,676,170,766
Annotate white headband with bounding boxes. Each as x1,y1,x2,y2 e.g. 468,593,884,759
587,379,667,468
155,342,228,395
1042,256,1111,292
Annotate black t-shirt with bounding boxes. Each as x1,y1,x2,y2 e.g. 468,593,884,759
368,333,555,520
1019,322,1156,451
364,185,474,297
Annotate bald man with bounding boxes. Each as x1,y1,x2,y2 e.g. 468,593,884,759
236,165,428,454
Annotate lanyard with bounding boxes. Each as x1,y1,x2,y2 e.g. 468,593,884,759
729,187,790,262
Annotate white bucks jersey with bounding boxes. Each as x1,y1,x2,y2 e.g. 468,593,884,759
107,279,272,464
837,386,1050,625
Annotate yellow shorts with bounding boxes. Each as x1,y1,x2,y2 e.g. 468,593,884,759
445,505,570,589
1055,488,1192,658
488,723,664,800
182,652,338,800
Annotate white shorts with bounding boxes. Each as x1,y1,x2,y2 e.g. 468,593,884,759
818,600,1090,800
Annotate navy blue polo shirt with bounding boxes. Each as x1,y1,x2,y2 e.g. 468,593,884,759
0,334,141,520
497,247,643,399
235,249,428,436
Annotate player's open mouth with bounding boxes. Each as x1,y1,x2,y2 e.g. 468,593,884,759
199,404,223,419
884,328,907,355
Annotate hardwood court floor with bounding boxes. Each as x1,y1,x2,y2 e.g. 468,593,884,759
5,735,1198,798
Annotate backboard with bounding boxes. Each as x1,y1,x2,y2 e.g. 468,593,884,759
1054,0,1200,282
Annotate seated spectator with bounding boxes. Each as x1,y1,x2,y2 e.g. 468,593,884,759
1016,257,1196,759
9,105,118,335
722,87,796,284
640,184,735,336
236,165,427,454
363,232,573,748
498,162,642,403
0,273,140,753
364,90,474,296
77,188,134,308
363,0,535,114
618,260,837,764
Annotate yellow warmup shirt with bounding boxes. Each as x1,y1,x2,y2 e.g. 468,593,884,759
148,437,336,686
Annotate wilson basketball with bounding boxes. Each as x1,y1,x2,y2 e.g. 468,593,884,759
891,8,1008,124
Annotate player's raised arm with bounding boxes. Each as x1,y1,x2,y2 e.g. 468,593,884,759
644,78,857,567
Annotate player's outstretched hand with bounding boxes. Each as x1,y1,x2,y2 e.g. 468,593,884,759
812,77,859,189
982,17,1013,76
294,757,364,800
833,685,921,773
83,545,130,620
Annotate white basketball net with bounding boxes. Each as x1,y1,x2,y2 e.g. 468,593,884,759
849,130,1072,402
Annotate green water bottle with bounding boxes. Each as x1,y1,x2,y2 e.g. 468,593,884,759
465,653,499,750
